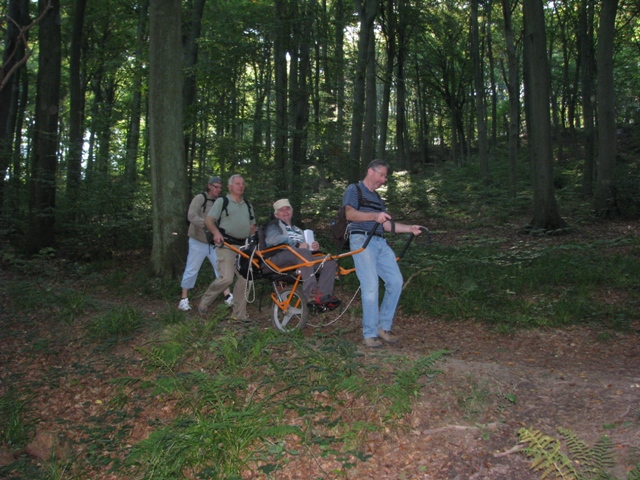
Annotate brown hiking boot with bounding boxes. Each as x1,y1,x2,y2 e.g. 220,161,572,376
378,329,399,344
364,337,383,348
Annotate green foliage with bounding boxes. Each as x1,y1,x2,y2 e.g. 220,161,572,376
614,160,640,218
628,465,640,480
118,325,448,478
0,387,38,448
518,427,580,479
400,237,640,329
126,405,300,479
456,376,492,421
4,280,60,311
559,427,614,477
518,427,637,480
383,350,449,418
55,181,153,260
56,289,94,324
86,304,144,339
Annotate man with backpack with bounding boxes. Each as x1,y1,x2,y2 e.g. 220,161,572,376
343,160,426,348
199,174,256,322
265,199,340,309
179,176,232,311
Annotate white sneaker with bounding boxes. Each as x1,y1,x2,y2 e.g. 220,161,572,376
224,293,234,306
178,298,191,311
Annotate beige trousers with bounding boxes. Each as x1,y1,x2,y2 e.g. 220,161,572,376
200,247,250,320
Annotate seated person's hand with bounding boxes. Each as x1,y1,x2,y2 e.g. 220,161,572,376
298,241,320,251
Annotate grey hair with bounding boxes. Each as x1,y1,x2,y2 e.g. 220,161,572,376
367,159,391,173
228,174,244,185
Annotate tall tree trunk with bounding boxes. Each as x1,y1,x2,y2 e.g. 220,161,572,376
183,0,205,191
415,60,430,165
396,0,408,169
0,0,30,211
334,0,346,130
362,27,376,164
94,77,116,177
471,0,489,177
579,0,595,196
66,0,87,212
502,0,520,197
274,0,288,193
124,0,149,188
26,0,61,254
376,0,396,162
593,0,618,216
251,43,270,161
349,0,377,181
290,0,312,210
486,2,497,150
522,0,566,232
149,0,188,278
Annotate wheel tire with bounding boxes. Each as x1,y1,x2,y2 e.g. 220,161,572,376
271,288,308,332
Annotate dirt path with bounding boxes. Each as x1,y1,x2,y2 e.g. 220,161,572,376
0,295,638,479
322,316,640,480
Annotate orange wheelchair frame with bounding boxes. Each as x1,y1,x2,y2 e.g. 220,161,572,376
222,226,428,332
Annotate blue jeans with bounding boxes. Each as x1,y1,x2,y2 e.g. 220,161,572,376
349,234,403,339
180,237,219,290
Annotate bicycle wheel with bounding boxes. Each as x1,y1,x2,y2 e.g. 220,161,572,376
272,288,308,332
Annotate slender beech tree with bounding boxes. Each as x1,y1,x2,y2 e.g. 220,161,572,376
273,0,289,193
0,0,31,211
486,2,497,149
471,0,488,177
362,24,377,164
522,0,566,231
148,0,188,278
501,0,520,197
579,0,595,196
123,0,149,188
183,0,205,192
334,0,346,131
289,0,312,209
26,0,61,254
377,0,396,162
66,0,87,211
349,0,378,180
395,0,409,169
593,0,619,216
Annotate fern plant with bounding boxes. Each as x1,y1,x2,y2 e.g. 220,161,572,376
519,426,638,480
384,349,449,418
518,427,579,479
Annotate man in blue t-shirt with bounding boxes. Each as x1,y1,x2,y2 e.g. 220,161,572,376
343,159,427,348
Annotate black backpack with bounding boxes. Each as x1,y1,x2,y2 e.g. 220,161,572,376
186,193,215,227
330,184,381,250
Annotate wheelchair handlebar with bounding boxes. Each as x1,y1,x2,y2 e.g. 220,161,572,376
397,226,431,259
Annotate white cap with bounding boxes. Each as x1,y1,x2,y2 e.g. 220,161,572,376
273,198,292,212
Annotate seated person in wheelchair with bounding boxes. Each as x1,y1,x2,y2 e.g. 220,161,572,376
265,199,340,309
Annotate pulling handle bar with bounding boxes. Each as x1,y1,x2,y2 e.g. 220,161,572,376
397,226,431,260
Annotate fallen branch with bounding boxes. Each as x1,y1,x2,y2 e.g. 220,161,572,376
493,444,525,457
421,422,500,436
402,267,431,291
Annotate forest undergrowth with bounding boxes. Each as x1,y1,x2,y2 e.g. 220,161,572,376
1,157,639,479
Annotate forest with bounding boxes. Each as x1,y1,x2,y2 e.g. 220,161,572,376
1,1,640,478
0,0,639,273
